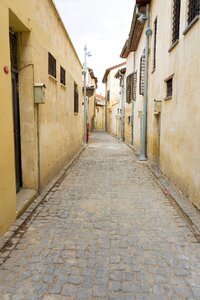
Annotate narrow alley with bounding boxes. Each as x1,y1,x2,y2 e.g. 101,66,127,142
0,132,200,299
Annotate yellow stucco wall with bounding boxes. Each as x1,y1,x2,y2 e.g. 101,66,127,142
0,2,16,235
0,0,83,236
125,1,200,209
147,0,200,209
95,105,105,131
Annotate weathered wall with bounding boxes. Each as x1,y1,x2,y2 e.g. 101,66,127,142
0,1,16,235
148,0,200,209
95,105,105,131
0,0,83,235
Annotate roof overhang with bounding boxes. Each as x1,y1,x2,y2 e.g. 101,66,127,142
115,67,126,79
102,62,126,83
120,2,150,58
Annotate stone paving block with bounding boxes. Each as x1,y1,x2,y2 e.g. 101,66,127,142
0,132,200,299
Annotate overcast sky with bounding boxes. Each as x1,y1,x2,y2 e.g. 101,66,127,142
54,0,134,94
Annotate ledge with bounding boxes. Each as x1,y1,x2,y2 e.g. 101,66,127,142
183,16,199,35
164,96,172,101
48,74,57,82
168,39,179,52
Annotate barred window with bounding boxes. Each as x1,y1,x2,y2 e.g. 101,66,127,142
153,17,157,70
188,0,200,24
60,66,66,85
166,78,173,98
74,83,79,113
107,90,110,101
172,0,181,43
126,72,137,103
139,55,145,96
48,53,56,78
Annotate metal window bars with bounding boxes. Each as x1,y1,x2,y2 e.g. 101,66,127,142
139,55,145,96
172,0,181,43
188,0,200,24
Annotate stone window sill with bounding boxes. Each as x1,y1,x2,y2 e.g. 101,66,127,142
183,16,199,35
164,96,172,101
168,40,179,52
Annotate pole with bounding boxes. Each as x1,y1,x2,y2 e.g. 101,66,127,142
140,4,150,160
83,45,87,145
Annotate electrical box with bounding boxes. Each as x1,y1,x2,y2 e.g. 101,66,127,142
34,83,46,104
154,99,162,114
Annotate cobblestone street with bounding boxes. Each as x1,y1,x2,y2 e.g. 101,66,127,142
0,132,200,299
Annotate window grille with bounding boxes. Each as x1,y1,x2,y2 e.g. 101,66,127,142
60,66,66,85
172,0,181,43
153,17,157,70
126,72,137,103
166,78,173,98
48,53,56,78
126,74,132,103
188,0,200,24
107,90,110,101
74,82,79,113
139,55,145,96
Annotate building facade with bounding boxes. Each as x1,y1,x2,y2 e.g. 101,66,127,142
94,94,105,131
102,62,126,137
0,0,83,236
121,0,200,209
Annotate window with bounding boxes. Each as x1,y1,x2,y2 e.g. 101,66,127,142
188,0,200,24
128,116,131,125
166,78,173,98
74,82,79,113
126,72,137,103
60,66,66,85
172,0,181,43
139,55,145,96
153,17,157,70
97,108,99,113
107,90,110,101
48,53,56,78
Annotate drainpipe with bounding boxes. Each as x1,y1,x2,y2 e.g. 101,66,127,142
140,4,151,161
131,52,136,146
119,71,125,141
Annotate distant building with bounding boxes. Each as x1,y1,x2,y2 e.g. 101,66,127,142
102,62,126,137
94,94,105,131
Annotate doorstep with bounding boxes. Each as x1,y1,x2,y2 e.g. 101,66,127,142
16,189,37,218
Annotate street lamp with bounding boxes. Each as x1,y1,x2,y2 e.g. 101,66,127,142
83,45,92,145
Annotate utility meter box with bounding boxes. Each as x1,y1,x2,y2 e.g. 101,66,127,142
34,83,46,104
154,99,162,114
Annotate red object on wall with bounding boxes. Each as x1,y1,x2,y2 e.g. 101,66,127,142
4,66,9,74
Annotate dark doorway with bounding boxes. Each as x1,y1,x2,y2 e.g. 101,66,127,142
10,31,22,192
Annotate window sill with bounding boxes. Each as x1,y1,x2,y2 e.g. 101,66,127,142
168,39,179,52
183,15,199,35
74,112,79,115
60,83,66,88
48,74,57,82
164,96,172,101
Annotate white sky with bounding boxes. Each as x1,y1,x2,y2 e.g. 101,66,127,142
54,0,134,94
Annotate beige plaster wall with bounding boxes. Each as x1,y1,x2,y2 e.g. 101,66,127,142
0,2,16,235
148,0,200,208
0,0,83,235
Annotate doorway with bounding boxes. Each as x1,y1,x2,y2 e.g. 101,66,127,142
10,31,22,192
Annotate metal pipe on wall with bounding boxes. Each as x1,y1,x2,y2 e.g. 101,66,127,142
140,4,150,161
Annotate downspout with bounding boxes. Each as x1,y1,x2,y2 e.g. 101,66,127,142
131,52,136,145
119,71,125,141
140,3,151,161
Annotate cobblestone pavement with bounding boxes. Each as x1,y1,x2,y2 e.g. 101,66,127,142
0,132,200,300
